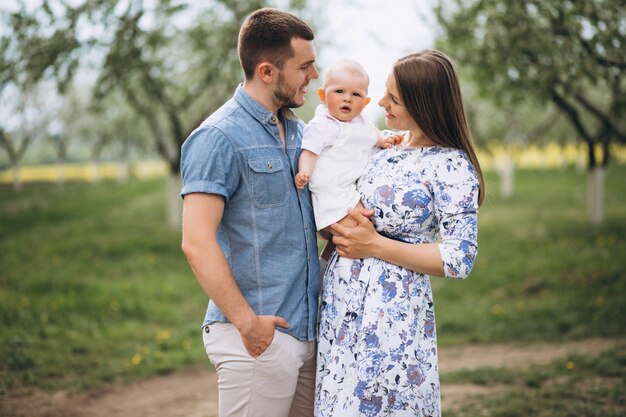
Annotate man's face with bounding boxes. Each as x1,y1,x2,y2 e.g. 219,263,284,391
273,37,318,108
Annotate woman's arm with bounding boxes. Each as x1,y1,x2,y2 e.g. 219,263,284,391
330,207,445,276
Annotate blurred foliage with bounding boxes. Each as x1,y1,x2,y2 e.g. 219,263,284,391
435,0,626,168
1,0,314,175
459,76,576,150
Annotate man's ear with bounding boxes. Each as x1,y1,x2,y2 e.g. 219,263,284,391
257,62,274,84
318,88,326,103
365,97,371,106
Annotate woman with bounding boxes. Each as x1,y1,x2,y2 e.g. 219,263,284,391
314,50,485,417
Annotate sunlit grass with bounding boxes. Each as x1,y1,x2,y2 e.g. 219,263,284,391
443,346,626,417
0,178,208,393
432,164,626,345
0,163,624,397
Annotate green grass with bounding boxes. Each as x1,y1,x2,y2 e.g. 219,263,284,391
432,165,626,345
0,164,625,401
442,346,626,417
0,179,209,393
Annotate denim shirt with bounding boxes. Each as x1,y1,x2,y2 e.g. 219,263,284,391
180,86,320,341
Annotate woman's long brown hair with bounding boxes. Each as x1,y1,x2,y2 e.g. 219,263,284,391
393,50,485,206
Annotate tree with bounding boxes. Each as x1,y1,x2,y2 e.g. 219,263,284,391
2,0,312,227
0,1,74,190
0,84,58,190
93,0,267,228
461,76,576,198
89,91,153,183
435,0,626,224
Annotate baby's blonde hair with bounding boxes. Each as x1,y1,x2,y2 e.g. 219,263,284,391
323,59,370,90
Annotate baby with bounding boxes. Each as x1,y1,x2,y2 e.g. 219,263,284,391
296,60,400,233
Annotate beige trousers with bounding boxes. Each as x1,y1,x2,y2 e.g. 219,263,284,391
202,322,316,417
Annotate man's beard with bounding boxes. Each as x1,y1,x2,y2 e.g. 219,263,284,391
274,71,302,109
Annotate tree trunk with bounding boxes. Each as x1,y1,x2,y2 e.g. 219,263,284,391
56,161,65,186
587,166,605,225
90,161,101,183
576,145,586,173
117,161,130,183
117,139,131,183
11,161,22,192
498,153,515,199
166,173,182,230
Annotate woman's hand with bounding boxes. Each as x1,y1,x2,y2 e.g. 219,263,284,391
330,207,380,259
331,206,446,276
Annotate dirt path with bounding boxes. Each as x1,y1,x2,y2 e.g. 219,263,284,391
2,338,620,417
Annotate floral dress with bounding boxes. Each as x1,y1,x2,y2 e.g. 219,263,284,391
315,146,480,417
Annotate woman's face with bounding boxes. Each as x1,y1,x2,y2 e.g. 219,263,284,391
378,72,419,133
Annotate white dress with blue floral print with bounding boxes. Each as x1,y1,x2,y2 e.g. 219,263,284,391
315,146,480,417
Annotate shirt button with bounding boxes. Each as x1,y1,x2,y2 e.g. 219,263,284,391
304,225,308,230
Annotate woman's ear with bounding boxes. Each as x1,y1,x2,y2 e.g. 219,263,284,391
318,88,326,103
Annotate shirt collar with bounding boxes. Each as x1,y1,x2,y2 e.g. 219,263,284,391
234,84,300,126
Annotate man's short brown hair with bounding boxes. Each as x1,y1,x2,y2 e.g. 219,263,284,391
238,8,314,80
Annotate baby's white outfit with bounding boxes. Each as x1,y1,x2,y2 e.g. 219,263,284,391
302,105,380,230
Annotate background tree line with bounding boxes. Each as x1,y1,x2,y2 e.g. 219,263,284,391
1,0,623,225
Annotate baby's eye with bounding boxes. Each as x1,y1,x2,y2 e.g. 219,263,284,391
335,89,344,94
353,92,362,97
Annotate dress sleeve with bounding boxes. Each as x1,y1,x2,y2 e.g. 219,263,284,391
432,151,480,279
301,115,340,155
180,125,240,203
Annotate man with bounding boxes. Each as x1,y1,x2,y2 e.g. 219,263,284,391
180,8,320,417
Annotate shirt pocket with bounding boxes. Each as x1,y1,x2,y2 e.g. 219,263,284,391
247,157,289,208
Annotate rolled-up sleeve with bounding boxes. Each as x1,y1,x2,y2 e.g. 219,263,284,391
433,155,480,279
180,126,239,202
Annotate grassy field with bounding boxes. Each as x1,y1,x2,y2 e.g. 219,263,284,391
435,165,626,416
1,165,625,414
433,166,626,345
443,346,626,417
0,179,208,392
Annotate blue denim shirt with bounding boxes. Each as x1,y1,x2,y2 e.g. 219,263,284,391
180,86,320,341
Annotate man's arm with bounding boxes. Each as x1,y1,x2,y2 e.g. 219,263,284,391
181,193,288,356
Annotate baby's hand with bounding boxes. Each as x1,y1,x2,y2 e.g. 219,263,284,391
388,134,405,146
295,172,309,189
377,134,404,148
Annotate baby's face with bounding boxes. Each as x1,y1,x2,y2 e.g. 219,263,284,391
322,69,369,122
